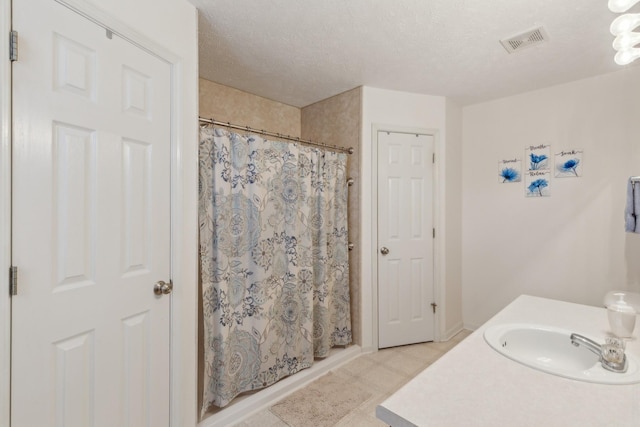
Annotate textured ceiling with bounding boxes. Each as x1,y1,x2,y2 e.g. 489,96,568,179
190,0,634,108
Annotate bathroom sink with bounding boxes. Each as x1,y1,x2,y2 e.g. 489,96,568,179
483,323,640,384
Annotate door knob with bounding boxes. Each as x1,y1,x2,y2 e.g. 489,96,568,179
153,280,173,296
380,247,389,255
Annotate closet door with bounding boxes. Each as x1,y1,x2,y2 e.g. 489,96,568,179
11,0,172,425
378,131,435,348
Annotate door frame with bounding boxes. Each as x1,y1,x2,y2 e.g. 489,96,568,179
371,124,444,350
2,1,197,426
1,0,12,425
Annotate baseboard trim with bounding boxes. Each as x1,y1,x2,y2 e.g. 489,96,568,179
462,322,480,332
360,345,377,354
198,345,362,427
442,321,464,341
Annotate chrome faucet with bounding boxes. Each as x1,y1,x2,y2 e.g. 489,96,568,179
570,333,627,373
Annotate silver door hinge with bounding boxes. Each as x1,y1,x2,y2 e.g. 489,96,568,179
431,302,437,314
9,30,18,62
432,228,435,238
432,153,435,163
9,266,17,296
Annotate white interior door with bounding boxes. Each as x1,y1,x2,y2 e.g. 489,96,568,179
378,131,435,349
11,1,172,425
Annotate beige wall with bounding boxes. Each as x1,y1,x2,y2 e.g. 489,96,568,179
444,99,463,338
199,78,301,137
301,87,363,346
462,67,640,329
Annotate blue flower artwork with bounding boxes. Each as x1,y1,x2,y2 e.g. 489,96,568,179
527,178,548,196
525,171,551,197
500,168,520,182
529,153,548,170
560,159,579,175
555,150,583,178
498,159,522,183
526,144,550,171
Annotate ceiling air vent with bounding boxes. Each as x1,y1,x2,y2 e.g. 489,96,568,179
500,26,549,54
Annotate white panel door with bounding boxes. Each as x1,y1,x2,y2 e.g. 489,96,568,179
378,131,435,349
11,1,172,426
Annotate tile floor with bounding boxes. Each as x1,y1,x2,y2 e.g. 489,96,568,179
233,329,472,427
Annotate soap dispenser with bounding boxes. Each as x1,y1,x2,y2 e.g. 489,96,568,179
607,294,637,338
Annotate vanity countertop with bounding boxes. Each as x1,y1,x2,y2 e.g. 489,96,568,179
376,295,640,427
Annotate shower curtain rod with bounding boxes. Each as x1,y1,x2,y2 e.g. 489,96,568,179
199,117,354,154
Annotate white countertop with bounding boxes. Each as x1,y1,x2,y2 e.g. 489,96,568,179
376,295,640,427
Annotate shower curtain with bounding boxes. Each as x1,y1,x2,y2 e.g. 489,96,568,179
199,127,352,413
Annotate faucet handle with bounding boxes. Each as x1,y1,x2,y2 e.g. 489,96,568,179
602,336,626,366
605,336,626,350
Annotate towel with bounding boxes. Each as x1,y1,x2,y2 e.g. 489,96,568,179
635,182,640,233
626,179,640,233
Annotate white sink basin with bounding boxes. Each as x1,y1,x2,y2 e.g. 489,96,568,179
484,323,640,384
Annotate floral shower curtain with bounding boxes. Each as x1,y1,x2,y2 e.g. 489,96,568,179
199,127,352,413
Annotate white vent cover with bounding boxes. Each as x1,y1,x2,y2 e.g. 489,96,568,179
500,27,549,54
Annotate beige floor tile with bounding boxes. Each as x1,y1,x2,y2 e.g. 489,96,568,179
452,329,472,342
333,353,378,379
356,390,392,418
233,409,289,427
426,339,461,353
360,346,399,364
397,342,444,362
357,363,410,394
383,349,435,376
427,329,472,352
335,409,388,427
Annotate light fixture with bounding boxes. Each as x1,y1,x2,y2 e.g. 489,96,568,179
613,31,640,50
615,48,640,65
609,0,640,13
610,4,640,65
610,13,640,35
